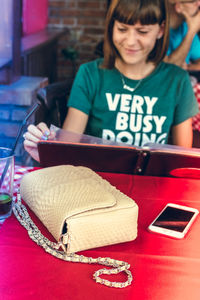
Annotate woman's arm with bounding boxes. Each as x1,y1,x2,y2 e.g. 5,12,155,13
62,107,89,134
165,6,200,68
171,118,193,148
164,31,196,68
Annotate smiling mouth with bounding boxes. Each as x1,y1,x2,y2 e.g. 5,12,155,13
125,48,140,54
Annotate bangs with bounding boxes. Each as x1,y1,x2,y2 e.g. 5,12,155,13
113,0,165,25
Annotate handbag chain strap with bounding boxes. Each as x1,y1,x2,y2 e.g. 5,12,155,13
13,191,133,288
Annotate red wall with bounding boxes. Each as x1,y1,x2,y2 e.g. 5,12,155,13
22,0,48,36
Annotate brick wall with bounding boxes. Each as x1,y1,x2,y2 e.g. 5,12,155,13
48,0,108,81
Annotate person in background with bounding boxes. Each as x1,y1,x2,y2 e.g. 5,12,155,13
24,0,198,163
165,0,200,70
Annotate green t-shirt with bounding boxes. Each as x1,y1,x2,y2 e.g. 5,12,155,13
68,58,198,147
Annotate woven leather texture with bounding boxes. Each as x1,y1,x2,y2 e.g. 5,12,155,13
20,165,138,253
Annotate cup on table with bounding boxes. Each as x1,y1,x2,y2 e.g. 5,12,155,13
0,147,14,221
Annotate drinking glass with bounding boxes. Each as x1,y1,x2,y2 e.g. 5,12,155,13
0,147,14,221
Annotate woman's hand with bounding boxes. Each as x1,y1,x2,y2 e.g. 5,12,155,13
23,122,52,162
176,2,200,35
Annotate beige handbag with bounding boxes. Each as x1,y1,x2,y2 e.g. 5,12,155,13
13,165,138,288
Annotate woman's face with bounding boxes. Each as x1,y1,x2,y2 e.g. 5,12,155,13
177,0,200,17
112,20,164,66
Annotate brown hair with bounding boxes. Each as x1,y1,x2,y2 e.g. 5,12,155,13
102,0,169,69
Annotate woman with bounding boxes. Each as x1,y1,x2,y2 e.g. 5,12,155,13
24,0,198,162
165,0,200,70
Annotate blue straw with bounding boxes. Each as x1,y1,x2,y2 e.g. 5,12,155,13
0,102,41,188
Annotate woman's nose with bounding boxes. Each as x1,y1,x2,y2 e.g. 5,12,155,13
126,33,137,46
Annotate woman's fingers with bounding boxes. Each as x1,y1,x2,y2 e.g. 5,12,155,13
24,139,38,148
23,122,51,162
37,122,50,134
23,131,40,143
26,124,43,139
25,123,50,140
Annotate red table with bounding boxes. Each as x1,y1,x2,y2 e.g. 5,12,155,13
1,166,200,300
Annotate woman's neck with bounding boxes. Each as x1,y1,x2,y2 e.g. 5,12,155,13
115,58,156,80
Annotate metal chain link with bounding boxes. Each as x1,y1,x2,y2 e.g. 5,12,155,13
13,192,133,288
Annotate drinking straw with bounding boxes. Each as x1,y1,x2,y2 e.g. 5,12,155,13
0,101,42,188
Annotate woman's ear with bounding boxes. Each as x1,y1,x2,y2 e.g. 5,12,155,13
157,22,165,39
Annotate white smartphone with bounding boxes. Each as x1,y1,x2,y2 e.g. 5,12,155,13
148,203,199,239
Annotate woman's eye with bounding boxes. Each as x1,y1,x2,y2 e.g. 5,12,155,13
118,27,127,32
138,30,148,34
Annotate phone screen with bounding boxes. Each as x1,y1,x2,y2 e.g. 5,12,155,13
152,206,196,233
